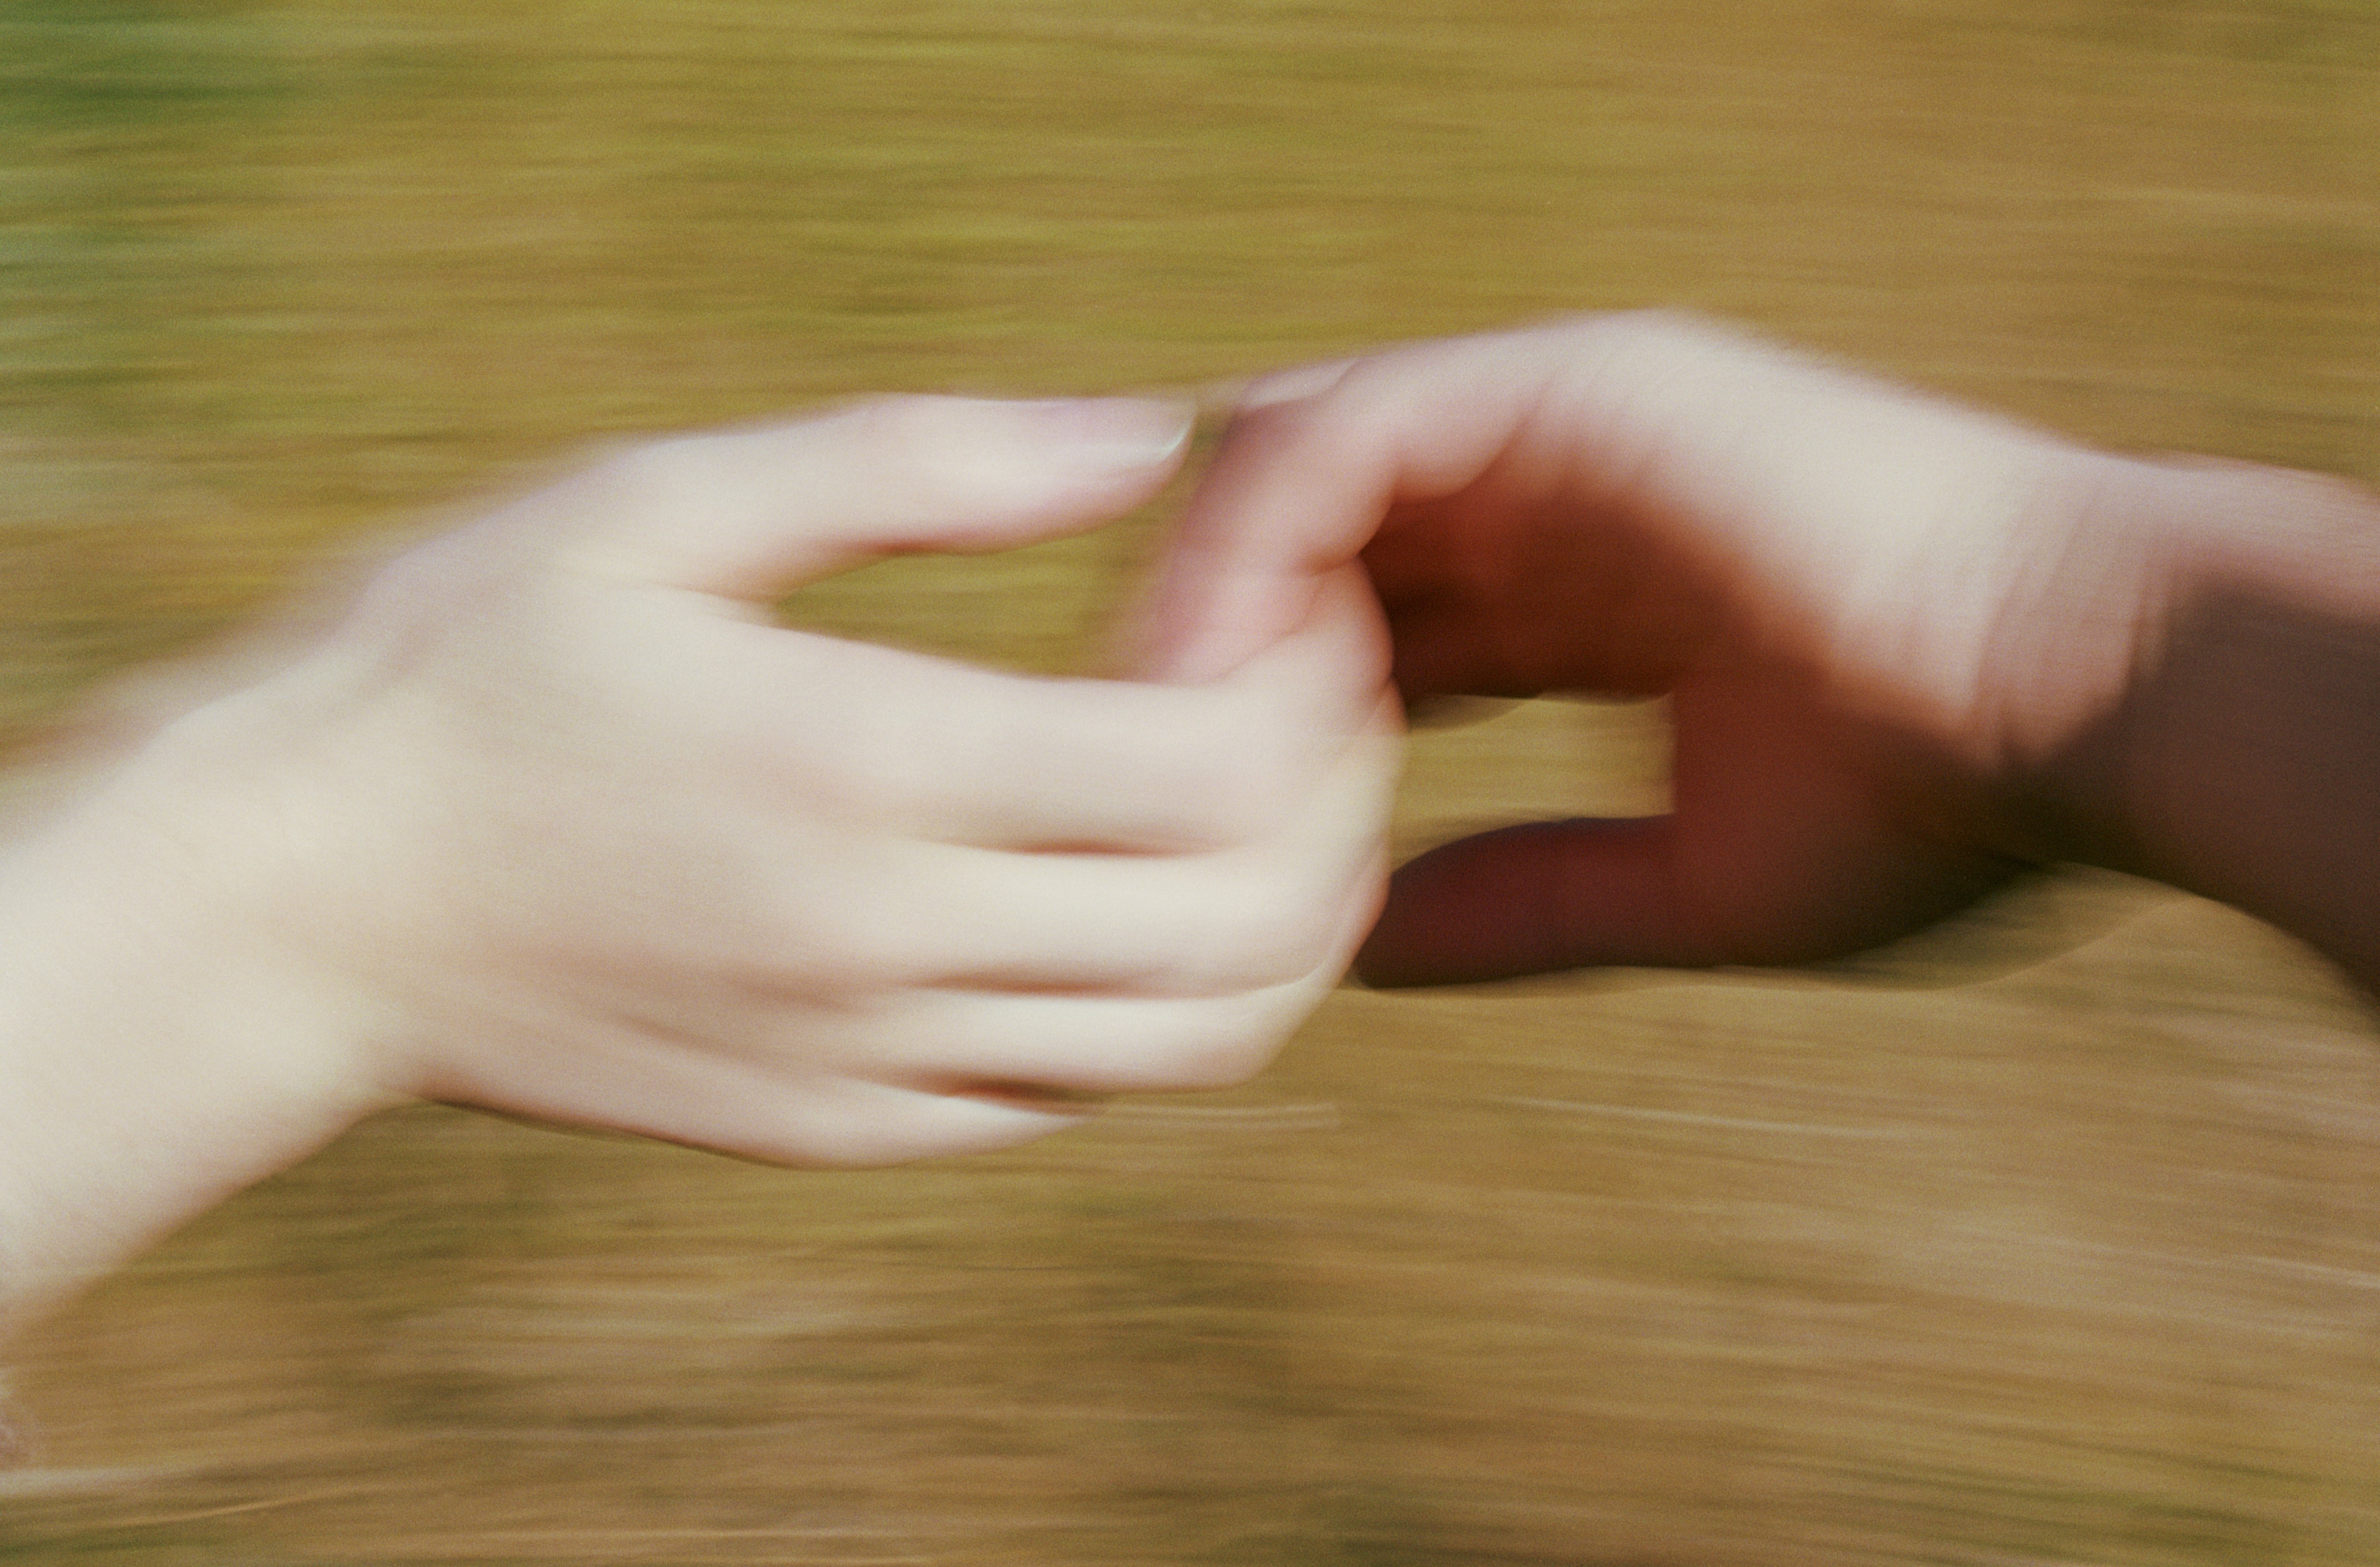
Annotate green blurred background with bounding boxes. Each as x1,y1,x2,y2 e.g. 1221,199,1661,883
4,1,2379,1561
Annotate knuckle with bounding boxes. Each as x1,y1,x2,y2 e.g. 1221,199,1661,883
1540,308,1757,393
590,432,738,509
349,520,536,640
765,862,916,989
1573,306,1724,353
600,433,719,494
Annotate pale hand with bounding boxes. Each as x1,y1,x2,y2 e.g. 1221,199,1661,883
0,395,1398,1327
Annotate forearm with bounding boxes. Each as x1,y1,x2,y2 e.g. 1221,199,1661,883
2051,460,2380,993
0,722,386,1338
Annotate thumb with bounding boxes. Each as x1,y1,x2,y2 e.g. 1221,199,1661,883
1355,817,1725,986
555,395,1194,601
1357,808,2022,987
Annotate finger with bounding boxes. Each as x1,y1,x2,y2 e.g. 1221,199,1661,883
1358,816,1706,984
1357,674,2020,986
735,1076,1099,1167
1130,327,1590,681
1356,812,2016,985
545,395,1192,601
853,701,1397,996
684,561,1390,852
929,568,1385,849
1137,312,2059,687
839,972,1345,1097
487,1055,1097,1167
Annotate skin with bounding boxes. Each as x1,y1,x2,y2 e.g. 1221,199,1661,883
7,313,2374,1347
1141,312,2380,993
0,394,1400,1336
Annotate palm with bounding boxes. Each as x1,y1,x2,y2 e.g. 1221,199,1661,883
1356,483,2020,985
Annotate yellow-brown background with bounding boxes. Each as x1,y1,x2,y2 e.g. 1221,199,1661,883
4,1,2379,1561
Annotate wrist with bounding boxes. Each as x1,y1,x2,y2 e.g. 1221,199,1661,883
0,704,393,1333
2037,457,2380,989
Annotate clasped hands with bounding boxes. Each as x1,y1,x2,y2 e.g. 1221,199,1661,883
12,313,2372,1322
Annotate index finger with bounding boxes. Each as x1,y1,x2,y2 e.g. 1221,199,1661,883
1131,325,1604,682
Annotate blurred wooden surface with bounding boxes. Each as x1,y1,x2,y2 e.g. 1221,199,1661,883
3,1,2378,1561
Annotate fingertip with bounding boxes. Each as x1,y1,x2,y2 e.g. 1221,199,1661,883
1013,395,1196,479
1347,941,1423,990
554,394,1201,601
775,1084,1098,1168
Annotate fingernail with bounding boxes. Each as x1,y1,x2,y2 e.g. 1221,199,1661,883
1237,358,1355,412
1028,397,1195,471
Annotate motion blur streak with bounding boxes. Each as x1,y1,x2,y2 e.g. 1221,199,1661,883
4,2,2378,1562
